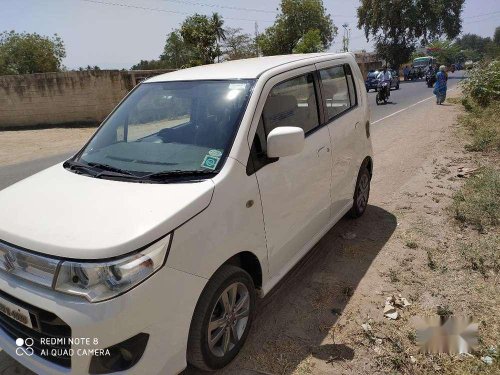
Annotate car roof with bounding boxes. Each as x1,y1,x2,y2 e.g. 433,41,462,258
146,53,352,82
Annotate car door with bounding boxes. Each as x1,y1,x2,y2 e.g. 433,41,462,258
315,61,362,216
248,67,333,277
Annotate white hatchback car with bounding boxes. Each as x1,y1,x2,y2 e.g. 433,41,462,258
0,53,373,374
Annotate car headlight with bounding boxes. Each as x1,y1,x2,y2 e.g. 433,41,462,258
54,234,171,303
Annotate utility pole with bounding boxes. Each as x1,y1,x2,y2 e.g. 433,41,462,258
255,22,260,57
342,23,351,52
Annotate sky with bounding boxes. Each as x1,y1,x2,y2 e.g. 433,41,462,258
1,0,499,69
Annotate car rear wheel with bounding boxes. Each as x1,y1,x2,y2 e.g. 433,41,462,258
349,165,371,218
187,265,256,371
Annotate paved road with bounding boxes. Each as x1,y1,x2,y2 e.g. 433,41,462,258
0,72,463,191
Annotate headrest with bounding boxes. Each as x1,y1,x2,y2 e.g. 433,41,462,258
263,95,297,127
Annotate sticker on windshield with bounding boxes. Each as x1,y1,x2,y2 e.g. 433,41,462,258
208,149,223,157
201,155,220,170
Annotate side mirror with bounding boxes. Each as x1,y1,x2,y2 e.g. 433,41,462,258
267,126,305,158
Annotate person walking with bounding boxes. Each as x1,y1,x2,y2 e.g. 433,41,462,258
403,65,410,81
433,65,448,104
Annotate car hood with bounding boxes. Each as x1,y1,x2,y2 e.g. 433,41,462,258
0,164,214,259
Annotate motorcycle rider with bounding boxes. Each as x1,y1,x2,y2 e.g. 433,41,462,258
377,66,392,99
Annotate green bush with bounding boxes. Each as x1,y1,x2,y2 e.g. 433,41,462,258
461,60,500,107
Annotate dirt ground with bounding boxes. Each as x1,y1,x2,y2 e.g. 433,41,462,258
1,91,498,374
0,127,96,167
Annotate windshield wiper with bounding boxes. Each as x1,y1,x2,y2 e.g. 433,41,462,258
141,169,216,180
64,160,138,179
63,160,99,176
86,162,137,176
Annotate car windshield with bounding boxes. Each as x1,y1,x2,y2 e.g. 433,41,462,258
367,72,378,78
413,58,430,67
72,80,254,180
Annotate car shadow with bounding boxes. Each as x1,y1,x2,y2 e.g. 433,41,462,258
185,205,397,374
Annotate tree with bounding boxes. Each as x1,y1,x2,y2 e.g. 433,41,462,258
180,13,224,65
293,29,324,53
0,31,66,75
131,59,172,70
160,31,194,68
258,0,336,56
426,40,462,65
78,65,101,71
357,0,465,68
456,33,491,54
222,28,257,60
211,13,226,62
376,40,415,69
495,26,500,46
455,33,499,61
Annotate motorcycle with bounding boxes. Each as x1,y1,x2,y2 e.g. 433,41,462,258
376,81,390,105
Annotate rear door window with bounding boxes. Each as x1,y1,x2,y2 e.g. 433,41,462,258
319,65,352,120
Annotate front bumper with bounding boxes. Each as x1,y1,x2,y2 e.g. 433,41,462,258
0,265,207,375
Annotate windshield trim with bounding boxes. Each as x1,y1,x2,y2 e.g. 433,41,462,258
68,78,256,183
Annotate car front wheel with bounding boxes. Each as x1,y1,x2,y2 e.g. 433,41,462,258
187,265,256,371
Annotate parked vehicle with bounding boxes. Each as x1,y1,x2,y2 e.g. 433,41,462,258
0,53,373,375
376,81,390,104
365,69,399,92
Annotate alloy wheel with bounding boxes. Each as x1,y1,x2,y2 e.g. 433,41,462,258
208,282,250,357
356,173,370,212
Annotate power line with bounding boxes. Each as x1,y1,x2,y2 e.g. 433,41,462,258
156,0,278,14
464,14,500,24
78,0,275,22
463,10,500,19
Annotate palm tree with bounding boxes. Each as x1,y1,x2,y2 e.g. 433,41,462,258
211,13,226,62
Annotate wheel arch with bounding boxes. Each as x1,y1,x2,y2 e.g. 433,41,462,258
220,251,263,291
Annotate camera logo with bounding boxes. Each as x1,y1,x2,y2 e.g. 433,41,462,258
15,338,34,357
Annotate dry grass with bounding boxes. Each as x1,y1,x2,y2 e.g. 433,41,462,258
452,167,500,232
459,98,500,153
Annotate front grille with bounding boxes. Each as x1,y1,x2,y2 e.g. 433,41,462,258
0,289,72,368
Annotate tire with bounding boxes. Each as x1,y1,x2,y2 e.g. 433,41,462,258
349,165,371,218
187,265,256,371
396,83,399,90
